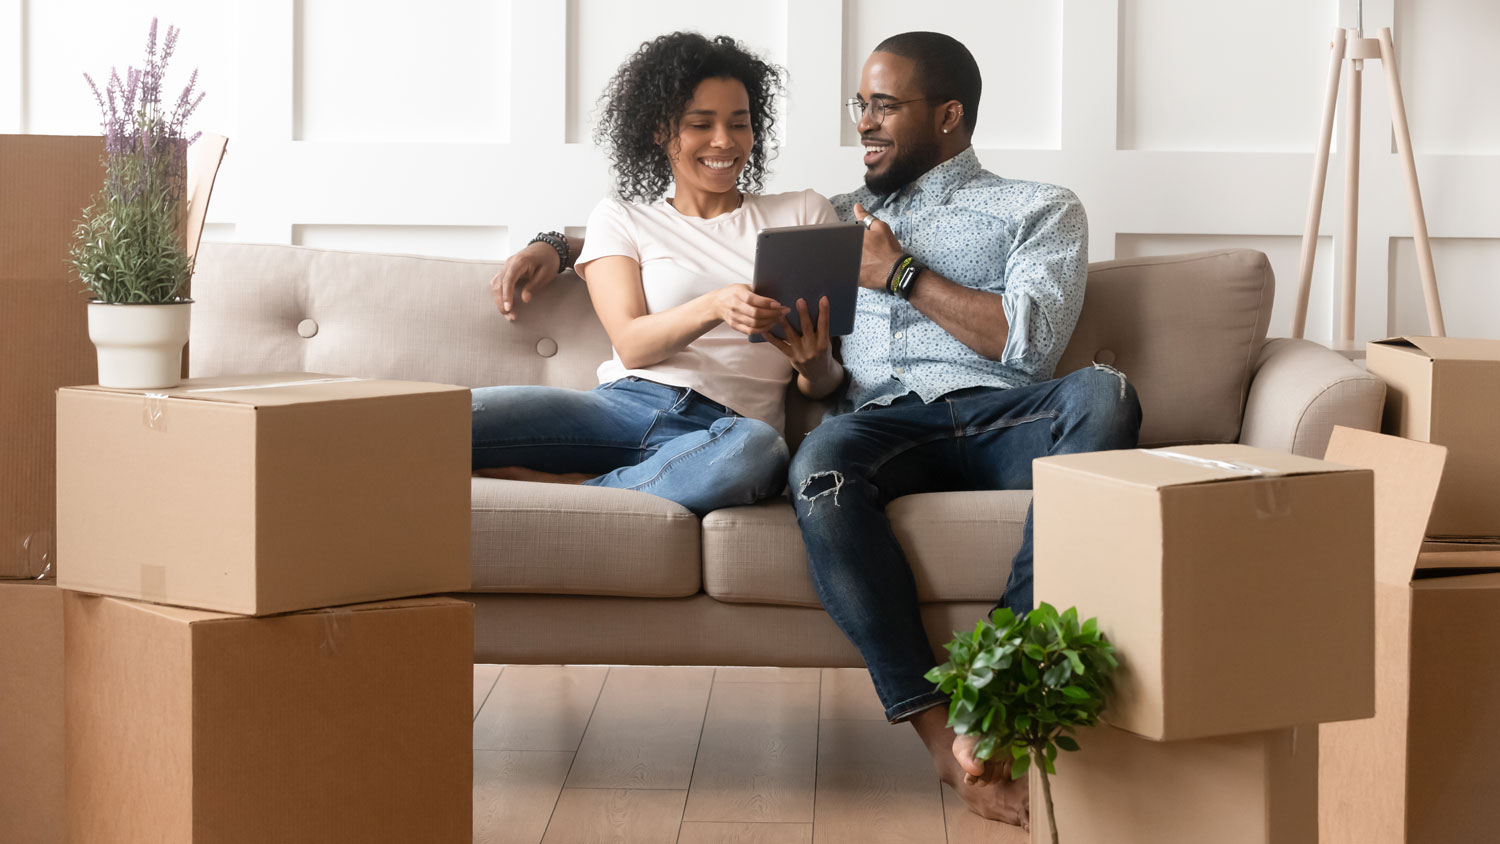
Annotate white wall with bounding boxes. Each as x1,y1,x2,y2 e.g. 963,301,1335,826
7,0,1499,345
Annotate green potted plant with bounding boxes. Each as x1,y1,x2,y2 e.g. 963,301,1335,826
72,19,204,389
926,603,1117,844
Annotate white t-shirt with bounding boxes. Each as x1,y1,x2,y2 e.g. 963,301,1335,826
575,189,839,433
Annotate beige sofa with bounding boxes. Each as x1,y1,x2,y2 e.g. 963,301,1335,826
190,244,1384,667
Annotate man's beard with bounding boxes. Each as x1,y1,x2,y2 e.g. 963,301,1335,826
863,135,942,196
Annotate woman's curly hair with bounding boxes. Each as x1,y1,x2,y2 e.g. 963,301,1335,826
594,32,783,203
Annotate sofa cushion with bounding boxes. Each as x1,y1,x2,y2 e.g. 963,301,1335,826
1057,249,1274,447
471,479,700,598
701,491,1030,607
191,243,612,391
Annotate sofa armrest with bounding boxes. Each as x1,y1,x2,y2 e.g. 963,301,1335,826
1238,338,1386,457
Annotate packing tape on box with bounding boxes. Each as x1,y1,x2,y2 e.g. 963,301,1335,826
139,564,168,599
318,608,350,656
1147,450,1292,519
4,531,54,580
143,393,169,432
1146,449,1282,476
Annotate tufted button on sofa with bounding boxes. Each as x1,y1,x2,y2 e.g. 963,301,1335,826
190,244,1385,666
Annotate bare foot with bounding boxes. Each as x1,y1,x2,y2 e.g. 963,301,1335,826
911,706,1030,828
473,466,596,484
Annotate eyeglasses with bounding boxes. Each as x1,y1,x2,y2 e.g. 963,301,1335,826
845,96,938,127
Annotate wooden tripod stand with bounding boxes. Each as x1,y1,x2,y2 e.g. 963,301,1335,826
1289,25,1446,350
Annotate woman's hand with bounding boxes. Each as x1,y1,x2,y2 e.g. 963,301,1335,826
768,297,844,399
490,242,563,322
711,284,790,336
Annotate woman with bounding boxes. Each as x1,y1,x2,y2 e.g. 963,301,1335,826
471,32,844,516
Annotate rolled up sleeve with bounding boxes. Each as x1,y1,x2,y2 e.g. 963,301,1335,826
998,185,1088,381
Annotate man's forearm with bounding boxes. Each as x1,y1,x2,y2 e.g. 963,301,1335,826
905,270,1010,360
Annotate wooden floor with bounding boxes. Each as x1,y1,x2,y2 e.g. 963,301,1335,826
471,664,1027,844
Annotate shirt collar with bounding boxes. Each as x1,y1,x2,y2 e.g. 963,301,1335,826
873,146,981,212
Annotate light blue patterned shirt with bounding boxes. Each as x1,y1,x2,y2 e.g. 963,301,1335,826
829,146,1088,412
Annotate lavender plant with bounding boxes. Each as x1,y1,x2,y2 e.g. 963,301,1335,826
71,19,204,304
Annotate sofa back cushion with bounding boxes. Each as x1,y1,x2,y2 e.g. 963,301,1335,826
191,243,611,391
192,244,1271,447
1059,248,1274,446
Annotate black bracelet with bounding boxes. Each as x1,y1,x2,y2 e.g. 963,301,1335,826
528,231,572,272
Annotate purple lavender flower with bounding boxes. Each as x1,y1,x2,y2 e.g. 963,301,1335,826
72,19,207,305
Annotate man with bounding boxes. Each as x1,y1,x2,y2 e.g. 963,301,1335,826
495,32,1141,828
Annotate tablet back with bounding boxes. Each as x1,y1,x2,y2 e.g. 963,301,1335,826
750,223,864,342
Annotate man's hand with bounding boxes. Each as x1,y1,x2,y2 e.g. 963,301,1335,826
765,297,832,372
710,284,790,336
852,203,905,291
490,242,563,322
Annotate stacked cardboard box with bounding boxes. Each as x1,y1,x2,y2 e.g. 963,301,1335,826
53,372,476,844
1031,442,1432,843
1,135,109,844
1319,427,1499,844
1366,336,1500,540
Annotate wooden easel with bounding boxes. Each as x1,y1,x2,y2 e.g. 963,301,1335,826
1289,16,1446,352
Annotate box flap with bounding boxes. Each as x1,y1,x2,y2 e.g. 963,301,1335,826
182,133,228,264
1413,547,1500,579
62,372,464,407
192,596,469,625
1038,444,1357,491
1323,426,1446,585
1373,336,1500,362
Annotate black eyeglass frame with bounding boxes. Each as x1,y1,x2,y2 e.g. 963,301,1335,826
844,95,943,127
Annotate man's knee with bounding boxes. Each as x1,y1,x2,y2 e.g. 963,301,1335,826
1057,364,1143,446
789,421,858,510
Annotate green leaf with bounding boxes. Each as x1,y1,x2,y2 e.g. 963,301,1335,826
1042,662,1071,688
975,734,999,762
1023,644,1046,662
1061,686,1091,700
1010,754,1031,780
1056,735,1081,752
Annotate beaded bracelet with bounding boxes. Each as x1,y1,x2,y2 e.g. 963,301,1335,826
528,231,572,272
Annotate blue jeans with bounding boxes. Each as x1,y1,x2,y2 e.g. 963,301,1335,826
471,377,789,517
789,366,1143,721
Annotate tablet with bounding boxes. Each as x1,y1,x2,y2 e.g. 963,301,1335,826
748,222,864,343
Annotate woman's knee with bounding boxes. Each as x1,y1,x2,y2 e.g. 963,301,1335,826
709,417,789,500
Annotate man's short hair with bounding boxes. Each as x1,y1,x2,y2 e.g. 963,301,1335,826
873,31,981,135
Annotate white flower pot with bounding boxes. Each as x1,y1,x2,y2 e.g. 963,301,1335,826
87,301,192,390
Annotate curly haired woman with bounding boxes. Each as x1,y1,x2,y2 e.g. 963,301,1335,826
471,32,843,516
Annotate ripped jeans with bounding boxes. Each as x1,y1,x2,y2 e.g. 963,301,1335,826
471,376,790,517
789,365,1142,721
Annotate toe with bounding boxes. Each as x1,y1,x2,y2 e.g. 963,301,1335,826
952,733,988,778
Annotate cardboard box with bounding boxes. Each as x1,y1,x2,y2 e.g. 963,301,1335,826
65,592,473,844
57,372,471,615
1033,723,1318,844
1320,428,1500,844
1366,336,1500,539
1034,444,1374,741
1,136,103,578
0,581,66,844
1,134,226,579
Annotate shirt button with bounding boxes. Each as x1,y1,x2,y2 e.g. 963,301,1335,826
893,331,904,340
894,366,905,375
